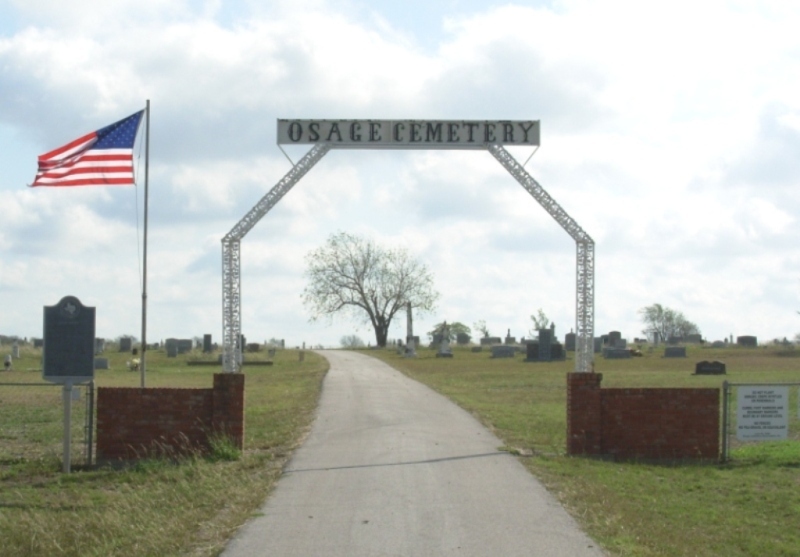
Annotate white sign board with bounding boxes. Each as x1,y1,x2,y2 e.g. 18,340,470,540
277,119,540,149
736,387,789,441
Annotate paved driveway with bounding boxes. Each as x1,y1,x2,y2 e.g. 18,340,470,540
221,350,605,556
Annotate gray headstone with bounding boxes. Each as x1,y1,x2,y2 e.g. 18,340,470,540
165,338,178,358
43,295,95,383
33,338,44,348
604,348,631,359
11,343,20,359
405,302,416,358
736,335,757,347
177,339,193,354
203,334,212,353
119,337,132,352
538,328,553,361
525,341,539,361
593,337,603,353
436,323,453,358
94,357,109,370
491,345,516,358
664,346,687,358
564,332,576,352
608,331,621,346
94,338,105,355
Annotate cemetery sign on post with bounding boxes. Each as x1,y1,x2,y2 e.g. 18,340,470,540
43,295,96,473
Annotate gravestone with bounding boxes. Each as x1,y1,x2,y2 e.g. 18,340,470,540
11,342,20,359
431,333,443,347
94,338,105,355
491,345,516,358
203,334,212,353
525,341,539,361
538,328,553,361
504,329,516,345
564,332,576,351
737,335,757,347
119,337,132,352
604,348,631,359
268,348,276,358
177,339,193,354
667,336,683,345
482,336,502,345
165,338,178,358
436,322,453,358
551,343,565,360
42,296,95,383
593,337,603,354
456,332,471,345
33,338,44,348
608,331,621,347
94,358,109,370
695,360,726,375
615,338,627,349
405,302,416,357
664,346,687,358
652,331,660,346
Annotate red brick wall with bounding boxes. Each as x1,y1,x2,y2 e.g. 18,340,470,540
567,373,719,461
97,373,245,462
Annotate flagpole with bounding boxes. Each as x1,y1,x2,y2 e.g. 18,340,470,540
140,100,150,388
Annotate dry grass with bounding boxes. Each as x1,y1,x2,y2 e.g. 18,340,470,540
0,344,327,557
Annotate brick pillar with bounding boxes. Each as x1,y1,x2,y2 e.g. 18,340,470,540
567,372,603,455
213,373,245,449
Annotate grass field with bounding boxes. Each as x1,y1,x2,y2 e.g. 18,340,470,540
369,344,800,557
0,345,328,557
1,343,799,556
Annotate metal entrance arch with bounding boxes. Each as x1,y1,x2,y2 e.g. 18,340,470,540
221,119,594,373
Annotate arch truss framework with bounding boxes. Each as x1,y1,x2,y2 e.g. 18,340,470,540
222,120,594,373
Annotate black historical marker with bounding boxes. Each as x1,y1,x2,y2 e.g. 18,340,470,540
43,295,96,383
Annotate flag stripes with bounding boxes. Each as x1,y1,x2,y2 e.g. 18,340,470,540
31,110,144,187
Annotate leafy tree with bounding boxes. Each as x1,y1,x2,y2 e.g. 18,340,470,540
528,308,550,336
473,320,490,338
639,303,700,341
428,321,471,342
340,334,366,348
303,232,439,347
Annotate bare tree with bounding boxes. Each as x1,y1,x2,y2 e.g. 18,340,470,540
528,308,551,337
340,334,366,348
303,232,439,347
639,303,700,341
428,321,471,342
473,320,490,338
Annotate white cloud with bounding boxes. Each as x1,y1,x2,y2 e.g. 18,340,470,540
2,0,800,348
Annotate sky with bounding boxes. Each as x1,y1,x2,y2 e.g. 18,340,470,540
2,0,800,349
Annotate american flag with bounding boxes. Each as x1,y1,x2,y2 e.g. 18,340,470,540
31,110,144,187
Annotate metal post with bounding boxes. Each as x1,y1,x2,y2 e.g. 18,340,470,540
721,380,729,463
62,381,72,473
86,380,95,467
